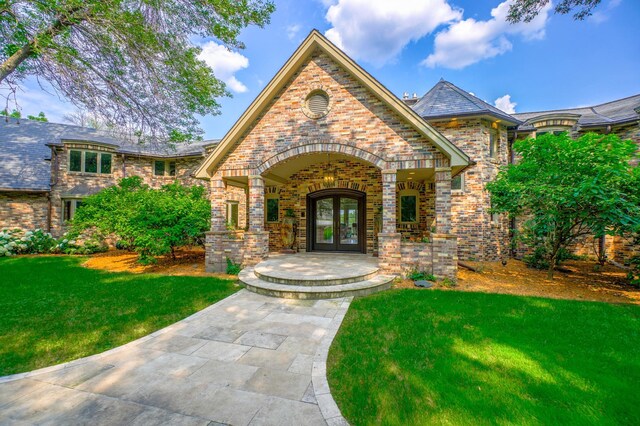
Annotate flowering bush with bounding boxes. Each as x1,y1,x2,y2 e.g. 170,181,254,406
0,228,107,257
0,229,57,256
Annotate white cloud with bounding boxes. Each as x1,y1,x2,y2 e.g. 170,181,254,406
198,41,249,93
588,0,622,24
324,0,462,66
494,94,517,114
0,77,75,123
286,24,302,41
423,0,551,69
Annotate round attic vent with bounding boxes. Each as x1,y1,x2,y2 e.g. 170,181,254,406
304,90,330,118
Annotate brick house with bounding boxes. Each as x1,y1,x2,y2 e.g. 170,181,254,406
2,31,638,278
0,119,220,236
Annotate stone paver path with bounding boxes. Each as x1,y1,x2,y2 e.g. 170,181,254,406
0,290,351,425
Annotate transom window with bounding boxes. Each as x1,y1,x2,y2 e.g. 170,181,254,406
154,160,176,177
69,150,112,174
63,199,84,222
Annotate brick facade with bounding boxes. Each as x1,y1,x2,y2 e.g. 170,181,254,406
0,192,49,231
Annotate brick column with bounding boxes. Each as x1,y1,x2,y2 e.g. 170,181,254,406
381,169,397,233
210,175,227,232
432,166,457,280
244,174,269,265
248,175,265,232
378,169,402,274
435,167,452,234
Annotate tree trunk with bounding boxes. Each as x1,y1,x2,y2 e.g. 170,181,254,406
0,8,86,84
0,45,34,83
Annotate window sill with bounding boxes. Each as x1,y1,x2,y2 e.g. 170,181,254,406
451,190,464,196
67,171,112,177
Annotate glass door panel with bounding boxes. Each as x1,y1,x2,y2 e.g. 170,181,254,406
315,198,334,244
339,197,359,247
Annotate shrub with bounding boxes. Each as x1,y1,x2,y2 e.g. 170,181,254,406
0,229,57,256
628,256,640,288
72,177,210,263
407,269,436,282
226,257,242,275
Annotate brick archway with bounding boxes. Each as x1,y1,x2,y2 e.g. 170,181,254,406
257,141,387,174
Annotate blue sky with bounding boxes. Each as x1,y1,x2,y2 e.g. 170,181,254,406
10,0,640,139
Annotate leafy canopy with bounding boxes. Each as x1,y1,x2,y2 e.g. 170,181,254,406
507,0,602,23
487,132,640,277
0,0,274,141
72,176,211,263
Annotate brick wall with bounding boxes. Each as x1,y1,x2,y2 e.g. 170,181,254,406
0,192,49,231
430,118,510,261
214,51,446,174
49,144,209,236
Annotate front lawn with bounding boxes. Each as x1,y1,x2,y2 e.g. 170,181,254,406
0,256,238,376
328,290,640,425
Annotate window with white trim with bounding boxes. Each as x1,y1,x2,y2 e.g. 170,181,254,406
69,150,112,174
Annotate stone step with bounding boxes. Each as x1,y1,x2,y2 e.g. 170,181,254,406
253,255,379,286
254,267,379,286
239,268,395,299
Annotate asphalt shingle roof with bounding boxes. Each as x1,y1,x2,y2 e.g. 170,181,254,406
0,118,218,192
411,79,521,125
513,94,640,129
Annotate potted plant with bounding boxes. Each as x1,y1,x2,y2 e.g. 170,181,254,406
280,208,297,252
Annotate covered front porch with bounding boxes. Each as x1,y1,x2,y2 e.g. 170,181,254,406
204,145,459,279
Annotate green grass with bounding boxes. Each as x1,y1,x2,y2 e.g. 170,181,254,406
328,290,640,425
0,256,238,376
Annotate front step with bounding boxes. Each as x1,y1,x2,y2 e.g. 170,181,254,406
239,267,395,299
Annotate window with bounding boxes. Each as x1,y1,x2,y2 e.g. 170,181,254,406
400,195,418,223
68,150,112,174
490,212,499,224
266,198,279,222
452,174,463,191
154,160,177,176
69,150,82,172
63,199,84,222
226,201,239,227
489,130,499,159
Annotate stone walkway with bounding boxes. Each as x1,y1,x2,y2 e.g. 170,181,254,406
0,290,351,425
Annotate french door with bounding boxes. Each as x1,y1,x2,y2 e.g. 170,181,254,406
307,189,365,253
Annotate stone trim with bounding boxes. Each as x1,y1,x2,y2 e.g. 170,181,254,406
258,141,387,173
312,297,352,426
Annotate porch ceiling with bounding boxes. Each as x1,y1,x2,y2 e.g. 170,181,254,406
262,152,368,184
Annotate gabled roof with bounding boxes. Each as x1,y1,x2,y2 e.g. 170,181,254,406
513,94,640,130
0,118,218,192
412,79,521,125
195,30,470,179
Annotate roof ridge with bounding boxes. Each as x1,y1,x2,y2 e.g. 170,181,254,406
514,93,640,116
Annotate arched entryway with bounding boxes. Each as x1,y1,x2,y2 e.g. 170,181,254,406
306,189,366,253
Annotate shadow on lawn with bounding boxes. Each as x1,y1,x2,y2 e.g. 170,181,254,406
0,256,237,376
328,289,640,425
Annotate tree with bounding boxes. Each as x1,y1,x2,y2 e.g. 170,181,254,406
2,109,48,121
487,133,640,278
1,0,275,142
507,0,602,23
72,176,211,263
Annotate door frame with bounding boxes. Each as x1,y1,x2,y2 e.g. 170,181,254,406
306,188,366,253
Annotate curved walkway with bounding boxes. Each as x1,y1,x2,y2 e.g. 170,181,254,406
0,290,351,425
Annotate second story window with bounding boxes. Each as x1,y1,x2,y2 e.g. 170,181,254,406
452,173,464,191
69,150,112,174
154,160,177,177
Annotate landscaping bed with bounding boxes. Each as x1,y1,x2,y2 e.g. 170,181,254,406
328,289,640,425
0,256,238,376
395,259,639,305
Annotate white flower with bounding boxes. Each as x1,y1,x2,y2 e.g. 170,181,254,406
63,239,68,243
69,240,76,245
